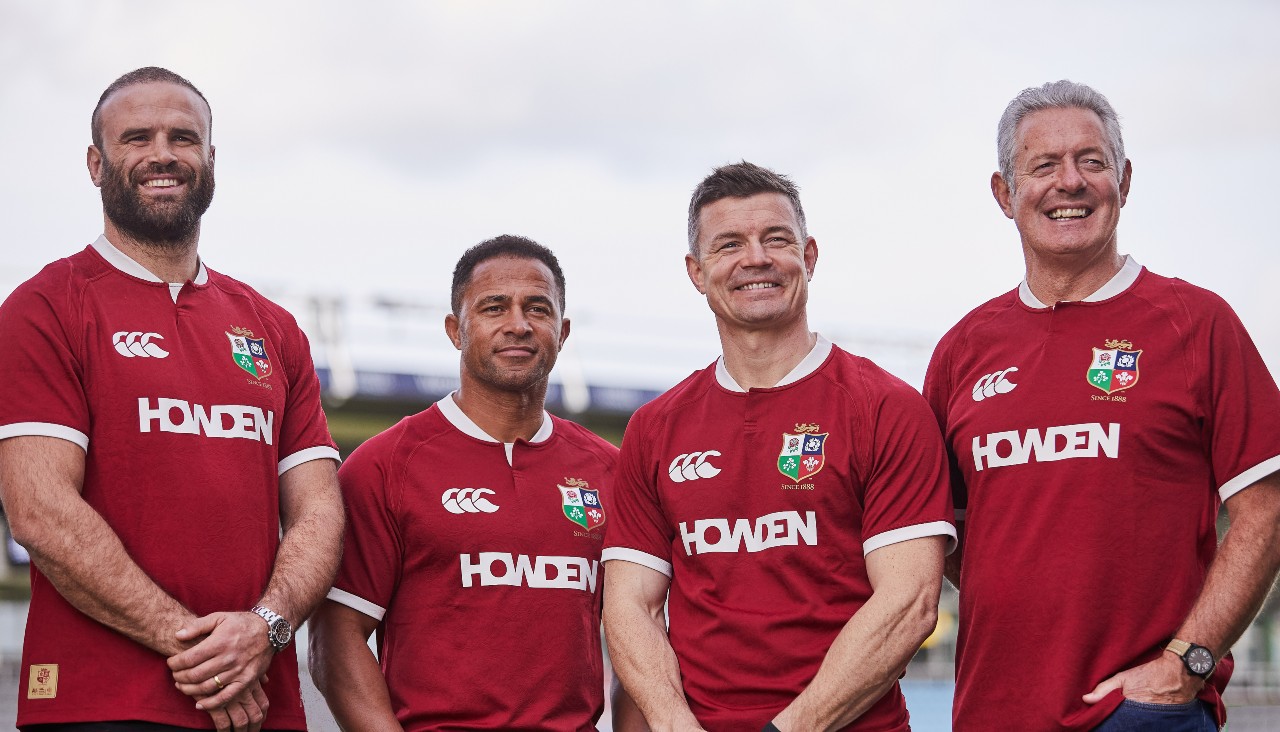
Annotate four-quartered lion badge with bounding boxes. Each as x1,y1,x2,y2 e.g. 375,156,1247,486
1087,339,1141,395
559,478,606,532
778,423,828,481
226,326,273,381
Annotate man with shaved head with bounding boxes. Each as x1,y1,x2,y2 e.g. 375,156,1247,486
925,80,1280,731
0,67,343,731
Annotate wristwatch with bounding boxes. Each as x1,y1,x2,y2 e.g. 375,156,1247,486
251,605,293,653
1165,638,1215,679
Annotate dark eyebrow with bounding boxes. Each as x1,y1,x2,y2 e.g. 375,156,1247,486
476,294,510,306
522,294,556,309
117,126,205,143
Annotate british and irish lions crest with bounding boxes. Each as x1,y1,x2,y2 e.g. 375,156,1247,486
559,478,606,531
226,326,272,380
1087,339,1141,394
778,423,828,481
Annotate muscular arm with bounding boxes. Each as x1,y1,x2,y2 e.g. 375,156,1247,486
169,458,345,708
309,599,402,731
0,436,196,654
771,535,946,732
943,520,963,589
603,561,705,732
1085,472,1280,704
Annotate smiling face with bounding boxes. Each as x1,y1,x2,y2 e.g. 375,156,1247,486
993,106,1131,265
88,81,215,246
686,192,817,335
445,255,569,395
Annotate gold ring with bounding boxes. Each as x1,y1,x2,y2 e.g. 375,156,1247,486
213,674,224,689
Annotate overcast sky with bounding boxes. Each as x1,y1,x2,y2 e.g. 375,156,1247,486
3,0,1278,382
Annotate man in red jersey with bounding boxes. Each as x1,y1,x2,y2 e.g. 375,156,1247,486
603,162,956,731
310,236,639,731
924,80,1280,732
0,67,344,731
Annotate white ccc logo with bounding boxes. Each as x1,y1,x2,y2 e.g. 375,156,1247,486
668,451,722,482
113,331,169,358
442,488,499,514
972,367,1018,402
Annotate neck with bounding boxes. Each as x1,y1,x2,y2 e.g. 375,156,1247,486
104,219,201,283
1023,244,1124,305
717,318,816,390
453,379,548,443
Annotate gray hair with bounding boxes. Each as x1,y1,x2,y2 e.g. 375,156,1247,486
686,161,807,258
997,80,1125,191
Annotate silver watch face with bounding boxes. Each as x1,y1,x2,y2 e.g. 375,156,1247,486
1186,646,1214,677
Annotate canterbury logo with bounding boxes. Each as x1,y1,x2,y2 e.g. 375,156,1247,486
113,331,169,358
442,488,499,514
668,451,722,482
972,366,1018,402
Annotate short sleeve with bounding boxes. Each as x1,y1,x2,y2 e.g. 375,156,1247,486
0,275,90,448
923,330,968,520
1197,301,1280,500
601,409,676,576
329,436,403,620
275,317,339,474
859,376,957,556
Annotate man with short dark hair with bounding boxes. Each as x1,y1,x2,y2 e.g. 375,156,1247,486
0,67,344,731
604,162,955,731
925,80,1280,731
310,235,629,730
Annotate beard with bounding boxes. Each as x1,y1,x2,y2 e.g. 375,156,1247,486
99,154,215,248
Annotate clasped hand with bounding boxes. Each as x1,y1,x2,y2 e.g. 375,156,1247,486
168,611,276,732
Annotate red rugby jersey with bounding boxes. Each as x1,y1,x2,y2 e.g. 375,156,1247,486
924,257,1280,731
604,336,955,731
329,395,618,731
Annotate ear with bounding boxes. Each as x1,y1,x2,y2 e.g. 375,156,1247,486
1118,159,1132,207
685,253,706,294
991,172,1014,219
444,313,463,350
209,144,216,171
803,237,818,281
558,317,571,351
87,145,104,187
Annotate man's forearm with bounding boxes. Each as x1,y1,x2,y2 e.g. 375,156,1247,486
773,536,945,731
604,566,704,732
257,459,344,625
0,437,194,656
1175,475,1280,657
309,601,402,732
773,585,936,730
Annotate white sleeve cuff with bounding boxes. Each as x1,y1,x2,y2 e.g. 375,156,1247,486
1220,455,1280,501
326,587,386,621
278,445,341,475
864,520,958,557
601,547,673,577
0,422,89,450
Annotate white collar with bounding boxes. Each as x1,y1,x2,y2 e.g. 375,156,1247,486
92,234,209,286
715,334,832,392
1018,254,1141,308
436,393,553,444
